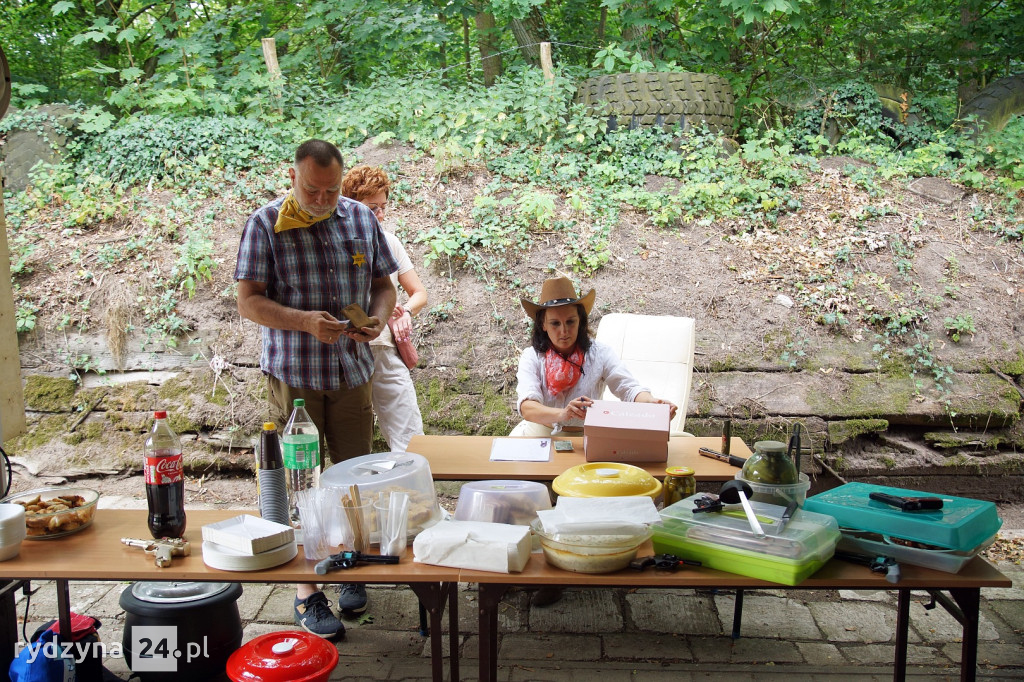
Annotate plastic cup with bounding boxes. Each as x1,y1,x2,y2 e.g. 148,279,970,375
374,497,409,558
297,503,331,561
325,498,345,548
339,500,373,554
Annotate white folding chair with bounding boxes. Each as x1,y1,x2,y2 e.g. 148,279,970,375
594,313,696,437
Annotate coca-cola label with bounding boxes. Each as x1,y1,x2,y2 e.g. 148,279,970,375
145,453,184,484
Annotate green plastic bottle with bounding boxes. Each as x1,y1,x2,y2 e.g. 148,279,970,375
740,440,798,485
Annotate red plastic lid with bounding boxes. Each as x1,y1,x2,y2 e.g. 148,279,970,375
226,631,338,682
153,410,168,419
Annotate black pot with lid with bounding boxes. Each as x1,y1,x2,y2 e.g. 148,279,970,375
120,581,243,681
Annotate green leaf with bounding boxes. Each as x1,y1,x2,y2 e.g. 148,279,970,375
119,67,144,82
51,1,74,16
116,28,139,44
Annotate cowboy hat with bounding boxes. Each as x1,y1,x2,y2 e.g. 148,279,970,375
520,277,596,319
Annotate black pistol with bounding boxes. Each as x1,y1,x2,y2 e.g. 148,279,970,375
869,492,944,512
314,550,401,575
629,554,702,572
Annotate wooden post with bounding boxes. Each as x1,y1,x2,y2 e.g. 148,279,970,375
261,37,284,114
0,181,27,443
540,42,554,86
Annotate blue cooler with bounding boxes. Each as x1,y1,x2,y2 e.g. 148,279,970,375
804,482,1001,553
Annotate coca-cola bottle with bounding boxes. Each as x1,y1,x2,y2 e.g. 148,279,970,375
144,410,187,538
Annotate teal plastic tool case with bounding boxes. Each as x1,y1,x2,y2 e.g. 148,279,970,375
652,494,840,585
803,482,1001,553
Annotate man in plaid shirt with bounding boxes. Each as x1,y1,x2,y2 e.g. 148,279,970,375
235,138,398,639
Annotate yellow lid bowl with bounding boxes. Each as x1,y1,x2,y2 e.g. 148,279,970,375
552,462,663,499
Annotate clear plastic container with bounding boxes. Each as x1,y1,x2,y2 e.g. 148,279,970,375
655,493,839,584
320,452,442,538
735,471,811,507
454,480,552,525
531,518,650,573
837,529,996,574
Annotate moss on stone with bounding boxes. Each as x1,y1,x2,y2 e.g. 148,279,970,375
23,375,78,412
996,351,1024,377
827,418,889,445
420,377,514,435
10,414,68,450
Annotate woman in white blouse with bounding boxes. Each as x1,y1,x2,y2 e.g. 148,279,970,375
513,276,677,436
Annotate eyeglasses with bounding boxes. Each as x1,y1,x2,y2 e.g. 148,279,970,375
366,202,387,215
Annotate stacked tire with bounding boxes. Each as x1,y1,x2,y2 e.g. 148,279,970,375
575,72,735,133
959,74,1024,137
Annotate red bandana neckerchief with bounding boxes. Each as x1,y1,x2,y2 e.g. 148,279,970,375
544,346,585,398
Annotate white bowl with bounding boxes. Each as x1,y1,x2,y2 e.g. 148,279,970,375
0,541,22,562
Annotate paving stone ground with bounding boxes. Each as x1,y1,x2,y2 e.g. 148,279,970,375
11,566,1022,681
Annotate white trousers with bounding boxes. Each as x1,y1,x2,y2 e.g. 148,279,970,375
508,420,554,437
371,345,424,452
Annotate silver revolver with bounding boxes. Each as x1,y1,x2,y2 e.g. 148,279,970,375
121,537,192,567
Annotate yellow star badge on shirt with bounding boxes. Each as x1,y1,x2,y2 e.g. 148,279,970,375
352,252,366,267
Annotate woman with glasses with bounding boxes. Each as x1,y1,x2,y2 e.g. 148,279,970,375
341,165,426,452
512,276,677,437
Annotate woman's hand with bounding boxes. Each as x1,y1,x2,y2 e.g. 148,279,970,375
651,398,678,420
560,396,594,422
390,305,412,342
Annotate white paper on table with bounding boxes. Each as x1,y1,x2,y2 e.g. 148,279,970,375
489,437,551,462
413,520,531,573
537,497,660,535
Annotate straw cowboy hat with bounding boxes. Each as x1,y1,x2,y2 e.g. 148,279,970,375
520,277,596,318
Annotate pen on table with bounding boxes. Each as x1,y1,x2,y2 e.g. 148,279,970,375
698,447,747,468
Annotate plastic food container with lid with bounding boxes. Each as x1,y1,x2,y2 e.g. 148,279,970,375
320,452,442,538
803,482,1002,552
735,471,811,507
454,480,552,525
552,462,662,499
531,518,651,573
227,630,338,682
653,493,840,585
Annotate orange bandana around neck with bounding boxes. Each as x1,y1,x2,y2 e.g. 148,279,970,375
273,192,333,233
545,346,585,398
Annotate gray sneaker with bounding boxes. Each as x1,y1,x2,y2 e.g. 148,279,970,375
336,583,367,614
294,592,345,640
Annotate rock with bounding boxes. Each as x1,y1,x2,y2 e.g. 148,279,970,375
0,104,80,192
774,294,794,308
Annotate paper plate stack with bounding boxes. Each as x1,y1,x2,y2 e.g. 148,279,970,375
201,515,297,571
0,504,26,561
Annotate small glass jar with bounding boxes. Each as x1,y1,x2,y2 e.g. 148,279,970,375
740,440,798,485
662,466,696,508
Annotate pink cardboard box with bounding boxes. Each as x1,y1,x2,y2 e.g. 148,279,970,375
583,400,670,463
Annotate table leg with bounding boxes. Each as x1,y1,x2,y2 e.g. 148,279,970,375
893,589,910,682
409,582,457,682
731,588,744,639
448,583,459,682
949,588,980,682
56,580,72,644
478,584,509,682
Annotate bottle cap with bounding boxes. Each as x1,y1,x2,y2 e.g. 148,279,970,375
666,466,694,477
153,410,168,419
293,399,305,407
263,422,277,431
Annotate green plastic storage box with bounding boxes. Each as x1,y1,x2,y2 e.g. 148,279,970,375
803,482,1001,552
653,494,840,585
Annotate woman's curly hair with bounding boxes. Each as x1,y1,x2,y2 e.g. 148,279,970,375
341,164,391,201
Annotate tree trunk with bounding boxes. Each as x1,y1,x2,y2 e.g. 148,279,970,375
957,2,983,104
475,11,502,86
621,1,654,62
597,7,607,45
437,12,448,80
463,17,473,84
509,6,551,65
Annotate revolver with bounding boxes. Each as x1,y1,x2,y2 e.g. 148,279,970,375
630,553,702,572
121,537,192,568
835,550,901,584
314,550,400,575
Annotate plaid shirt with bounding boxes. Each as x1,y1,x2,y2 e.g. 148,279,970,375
235,195,398,390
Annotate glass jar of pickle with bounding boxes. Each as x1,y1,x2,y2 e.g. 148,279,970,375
740,440,798,485
662,466,696,508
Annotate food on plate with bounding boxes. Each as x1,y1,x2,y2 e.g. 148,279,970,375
14,492,96,536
